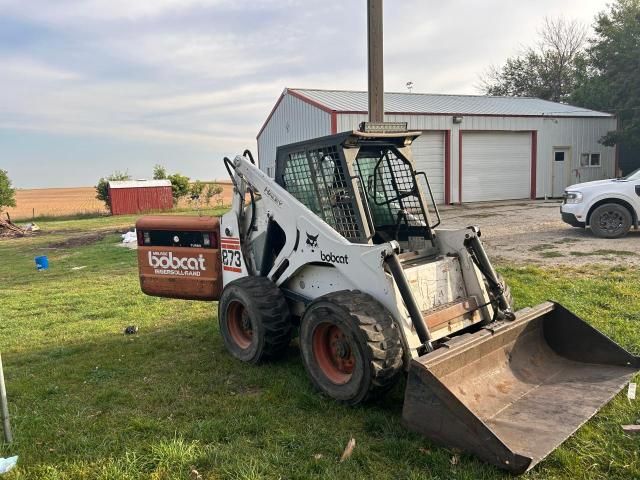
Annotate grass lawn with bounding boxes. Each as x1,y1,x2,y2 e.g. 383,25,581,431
0,212,638,479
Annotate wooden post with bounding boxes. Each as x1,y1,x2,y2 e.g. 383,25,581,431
367,0,384,122
0,353,12,444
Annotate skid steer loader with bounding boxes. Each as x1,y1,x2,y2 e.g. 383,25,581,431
135,124,639,474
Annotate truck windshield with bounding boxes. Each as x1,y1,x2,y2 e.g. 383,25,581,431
622,168,640,181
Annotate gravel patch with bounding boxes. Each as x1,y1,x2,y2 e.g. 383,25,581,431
437,200,640,266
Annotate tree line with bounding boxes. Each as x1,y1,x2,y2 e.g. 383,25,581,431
480,0,640,151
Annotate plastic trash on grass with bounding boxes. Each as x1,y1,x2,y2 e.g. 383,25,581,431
0,456,18,474
122,229,137,243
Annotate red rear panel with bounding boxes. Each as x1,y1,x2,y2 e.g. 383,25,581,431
136,216,222,301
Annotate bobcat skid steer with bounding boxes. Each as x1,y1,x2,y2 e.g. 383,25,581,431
135,125,639,474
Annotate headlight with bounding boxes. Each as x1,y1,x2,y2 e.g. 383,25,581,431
564,191,583,204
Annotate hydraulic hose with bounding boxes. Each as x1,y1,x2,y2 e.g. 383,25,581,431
243,149,256,165
464,231,515,320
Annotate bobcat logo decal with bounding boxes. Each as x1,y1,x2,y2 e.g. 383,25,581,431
306,232,319,251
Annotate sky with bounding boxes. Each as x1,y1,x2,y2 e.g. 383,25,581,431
0,0,610,188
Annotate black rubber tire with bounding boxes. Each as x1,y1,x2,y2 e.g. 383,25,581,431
299,290,403,405
218,276,292,364
590,203,632,239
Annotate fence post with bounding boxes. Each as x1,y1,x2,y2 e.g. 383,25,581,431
0,353,12,444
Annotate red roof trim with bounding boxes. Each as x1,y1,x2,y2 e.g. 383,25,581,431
333,110,611,119
258,90,613,140
256,89,339,140
287,89,335,115
257,91,286,140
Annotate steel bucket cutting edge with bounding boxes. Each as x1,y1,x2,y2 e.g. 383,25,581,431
402,301,640,474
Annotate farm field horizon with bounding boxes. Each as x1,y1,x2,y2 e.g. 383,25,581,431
5,183,234,220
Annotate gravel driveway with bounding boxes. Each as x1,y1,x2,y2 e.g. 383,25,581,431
437,200,640,266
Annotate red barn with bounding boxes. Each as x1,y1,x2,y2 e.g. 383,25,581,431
108,180,173,215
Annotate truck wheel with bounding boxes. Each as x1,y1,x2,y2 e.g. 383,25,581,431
218,276,292,364
299,291,403,405
590,203,632,239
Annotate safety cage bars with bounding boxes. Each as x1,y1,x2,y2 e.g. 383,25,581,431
275,136,437,245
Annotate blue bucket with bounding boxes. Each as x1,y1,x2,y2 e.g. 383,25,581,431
35,256,49,271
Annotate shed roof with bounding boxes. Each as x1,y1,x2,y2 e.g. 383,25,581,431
287,88,612,118
108,179,171,189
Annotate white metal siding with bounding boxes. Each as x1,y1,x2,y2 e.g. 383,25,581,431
412,132,445,203
257,93,331,176
337,113,616,201
539,117,617,187
462,132,531,202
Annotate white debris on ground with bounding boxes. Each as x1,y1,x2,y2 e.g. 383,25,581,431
121,230,137,243
0,456,18,474
118,229,138,250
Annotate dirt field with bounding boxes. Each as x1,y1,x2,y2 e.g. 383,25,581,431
440,200,640,266
5,182,234,220
6,187,107,219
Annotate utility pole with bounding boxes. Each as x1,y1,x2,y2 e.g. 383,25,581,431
367,0,384,122
0,354,12,444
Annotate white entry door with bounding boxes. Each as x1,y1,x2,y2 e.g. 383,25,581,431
552,149,569,197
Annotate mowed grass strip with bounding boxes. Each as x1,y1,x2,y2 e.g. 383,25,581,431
0,215,638,480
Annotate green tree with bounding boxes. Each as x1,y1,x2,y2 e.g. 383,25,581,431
571,0,640,147
153,164,167,180
189,180,205,200
0,169,16,212
204,183,223,206
481,17,588,102
167,173,190,205
95,171,131,211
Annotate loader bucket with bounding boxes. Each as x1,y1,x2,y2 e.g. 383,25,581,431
403,301,639,474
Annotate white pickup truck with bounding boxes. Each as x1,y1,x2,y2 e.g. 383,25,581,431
560,168,640,238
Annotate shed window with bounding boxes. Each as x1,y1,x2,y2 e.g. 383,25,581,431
580,154,590,167
581,153,601,168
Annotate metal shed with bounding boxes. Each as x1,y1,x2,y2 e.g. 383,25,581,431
108,180,173,215
257,88,617,203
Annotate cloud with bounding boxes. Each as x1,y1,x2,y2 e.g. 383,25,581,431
0,0,611,187
2,57,81,81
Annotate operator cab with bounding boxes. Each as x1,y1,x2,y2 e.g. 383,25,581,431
274,123,441,252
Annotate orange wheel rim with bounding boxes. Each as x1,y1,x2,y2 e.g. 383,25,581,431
312,322,355,384
227,301,253,349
